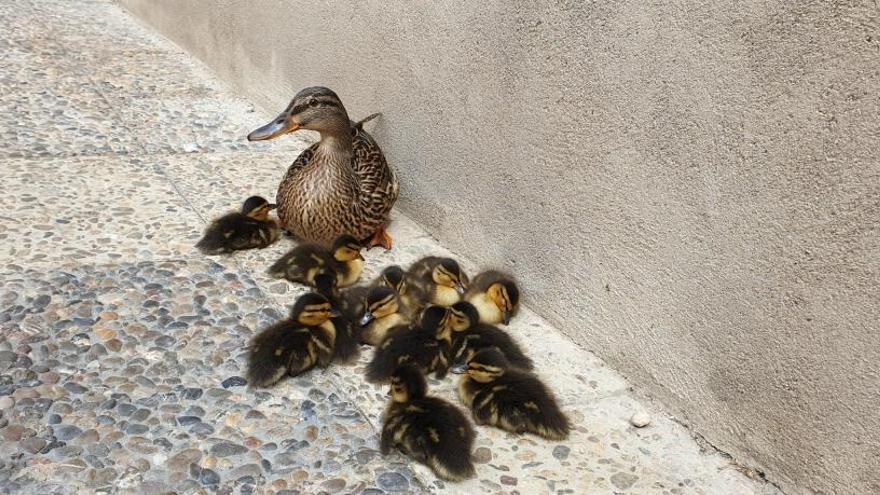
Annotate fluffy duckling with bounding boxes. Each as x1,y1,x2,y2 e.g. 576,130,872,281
359,286,410,346
366,303,474,382
267,235,365,290
381,365,476,482
452,347,569,440
196,196,279,254
448,301,533,371
407,256,469,307
334,265,411,333
247,293,359,387
464,271,520,325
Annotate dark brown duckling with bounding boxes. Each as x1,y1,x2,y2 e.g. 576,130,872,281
267,235,365,290
365,303,473,382
452,347,569,440
246,292,358,387
358,286,410,346
448,301,533,371
463,271,520,325
337,265,408,321
381,364,476,482
407,256,469,307
196,196,279,254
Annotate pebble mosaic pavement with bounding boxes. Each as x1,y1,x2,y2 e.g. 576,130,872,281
0,1,783,494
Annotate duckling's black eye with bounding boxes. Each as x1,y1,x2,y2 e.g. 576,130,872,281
275,119,284,124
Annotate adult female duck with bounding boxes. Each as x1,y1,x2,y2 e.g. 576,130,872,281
248,87,399,249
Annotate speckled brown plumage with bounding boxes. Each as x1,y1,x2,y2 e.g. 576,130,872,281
267,92,399,246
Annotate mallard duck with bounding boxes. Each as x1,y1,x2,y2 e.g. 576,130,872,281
267,235,365,291
452,347,569,440
337,265,408,321
247,86,399,249
195,196,279,254
448,301,533,371
359,286,410,346
366,303,475,382
381,364,476,482
246,293,359,387
365,305,448,382
407,256,469,307
464,271,520,325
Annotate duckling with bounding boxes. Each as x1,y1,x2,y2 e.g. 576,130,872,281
246,293,359,387
196,196,279,254
267,235,365,290
366,306,447,382
381,365,476,482
464,271,520,325
448,301,533,371
407,257,469,307
359,286,410,346
452,347,569,440
366,303,474,382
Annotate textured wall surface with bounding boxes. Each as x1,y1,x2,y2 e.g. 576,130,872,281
119,1,880,493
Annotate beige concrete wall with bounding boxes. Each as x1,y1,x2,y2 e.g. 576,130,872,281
119,1,880,493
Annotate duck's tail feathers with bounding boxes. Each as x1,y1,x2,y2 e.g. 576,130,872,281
354,112,381,130
365,346,398,383
429,452,476,482
195,235,227,255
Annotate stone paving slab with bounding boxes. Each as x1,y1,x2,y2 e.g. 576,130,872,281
0,155,201,266
0,1,781,494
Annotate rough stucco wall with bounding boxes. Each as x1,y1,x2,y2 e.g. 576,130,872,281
118,1,880,493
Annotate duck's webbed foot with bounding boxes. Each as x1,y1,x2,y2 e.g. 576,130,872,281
365,225,393,251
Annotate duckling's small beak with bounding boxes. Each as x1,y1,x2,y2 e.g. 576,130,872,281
455,282,467,295
266,204,278,210
359,312,374,326
247,113,299,141
357,253,365,261
502,310,511,325
450,364,468,375
329,308,342,318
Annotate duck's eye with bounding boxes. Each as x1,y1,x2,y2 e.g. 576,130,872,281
275,119,284,124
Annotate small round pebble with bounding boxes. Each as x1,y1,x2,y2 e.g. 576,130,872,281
376,472,409,492
630,411,652,428
552,445,571,460
221,376,247,388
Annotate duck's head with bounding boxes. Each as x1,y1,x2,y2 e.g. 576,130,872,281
419,305,450,335
380,265,407,294
389,364,427,403
486,280,520,325
313,267,338,299
291,293,341,327
448,301,479,333
359,286,399,326
331,235,365,262
248,86,350,141
432,258,467,294
450,347,508,382
241,196,276,222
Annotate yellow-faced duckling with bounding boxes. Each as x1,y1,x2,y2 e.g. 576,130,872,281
246,293,359,387
381,364,476,482
267,235,365,290
359,286,410,346
338,265,407,320
448,301,533,371
464,271,520,325
452,347,569,440
196,196,279,254
366,303,474,382
407,256,469,307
